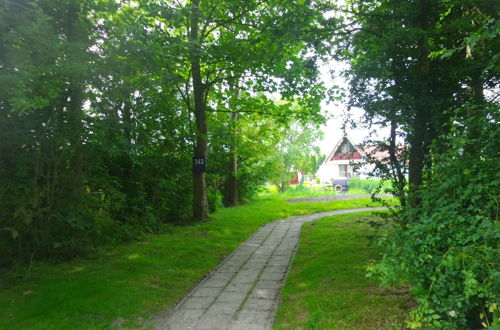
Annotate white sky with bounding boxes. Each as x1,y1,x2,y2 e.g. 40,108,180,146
314,60,390,155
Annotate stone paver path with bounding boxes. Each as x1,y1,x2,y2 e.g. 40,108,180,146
154,207,387,330
286,193,392,203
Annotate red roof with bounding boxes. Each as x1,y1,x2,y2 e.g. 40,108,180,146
331,151,362,161
359,145,406,162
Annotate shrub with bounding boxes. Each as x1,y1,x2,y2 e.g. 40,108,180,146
370,113,500,329
348,178,390,194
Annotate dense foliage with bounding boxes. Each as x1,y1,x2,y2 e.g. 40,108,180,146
338,0,499,328
0,0,329,266
376,108,499,329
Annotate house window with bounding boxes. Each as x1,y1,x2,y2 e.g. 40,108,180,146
339,165,348,177
340,142,350,153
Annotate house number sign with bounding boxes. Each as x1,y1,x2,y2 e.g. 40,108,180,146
193,156,206,173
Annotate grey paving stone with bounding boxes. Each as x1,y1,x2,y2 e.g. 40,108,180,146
264,266,287,273
218,264,242,273
206,302,239,314
241,261,265,268
250,288,280,300
192,287,223,297
260,244,278,250
240,265,265,272
196,310,233,330
230,311,271,330
255,280,282,289
163,309,204,330
277,241,295,246
202,279,228,288
272,250,294,257
181,297,215,310
227,254,249,262
236,269,260,277
266,260,289,268
259,272,285,281
242,242,261,248
253,249,272,255
229,253,252,261
249,256,270,262
224,282,253,293
269,256,291,264
278,244,297,250
215,291,246,303
232,277,257,285
262,239,281,244
211,272,235,281
242,297,277,311
218,260,246,273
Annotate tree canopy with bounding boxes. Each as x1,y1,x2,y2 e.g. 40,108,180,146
334,0,499,327
0,0,329,264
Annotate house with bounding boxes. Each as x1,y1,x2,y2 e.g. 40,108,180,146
289,169,304,185
315,135,366,184
316,134,405,184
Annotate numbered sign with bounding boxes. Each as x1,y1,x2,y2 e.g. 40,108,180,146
193,156,206,173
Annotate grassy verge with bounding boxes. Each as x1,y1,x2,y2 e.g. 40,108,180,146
274,211,414,330
261,180,393,199
0,197,391,329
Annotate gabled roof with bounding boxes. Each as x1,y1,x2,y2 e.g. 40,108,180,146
321,134,361,165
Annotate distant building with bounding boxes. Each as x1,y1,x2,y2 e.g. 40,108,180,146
289,169,304,185
315,135,368,184
316,134,404,184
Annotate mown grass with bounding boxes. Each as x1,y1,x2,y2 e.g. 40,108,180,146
261,184,341,198
0,196,391,329
274,211,414,330
262,180,393,199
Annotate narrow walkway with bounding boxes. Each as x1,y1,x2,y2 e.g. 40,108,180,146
286,193,392,203
154,207,387,330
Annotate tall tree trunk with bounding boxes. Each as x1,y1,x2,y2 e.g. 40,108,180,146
122,100,134,202
227,83,239,206
190,0,209,220
389,119,406,207
463,71,483,158
66,1,84,177
228,111,239,206
408,114,426,207
408,0,431,207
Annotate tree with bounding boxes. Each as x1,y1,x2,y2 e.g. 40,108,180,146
336,0,499,327
0,0,331,264
268,122,321,191
0,0,98,261
162,0,328,218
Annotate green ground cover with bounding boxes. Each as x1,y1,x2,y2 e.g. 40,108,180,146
0,197,390,329
263,178,393,199
274,211,414,330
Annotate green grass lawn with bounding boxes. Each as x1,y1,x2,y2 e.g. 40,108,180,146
261,181,393,199
274,211,415,330
0,196,391,329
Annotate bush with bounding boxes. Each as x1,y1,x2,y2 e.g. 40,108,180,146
207,186,223,213
348,178,391,194
371,113,500,329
